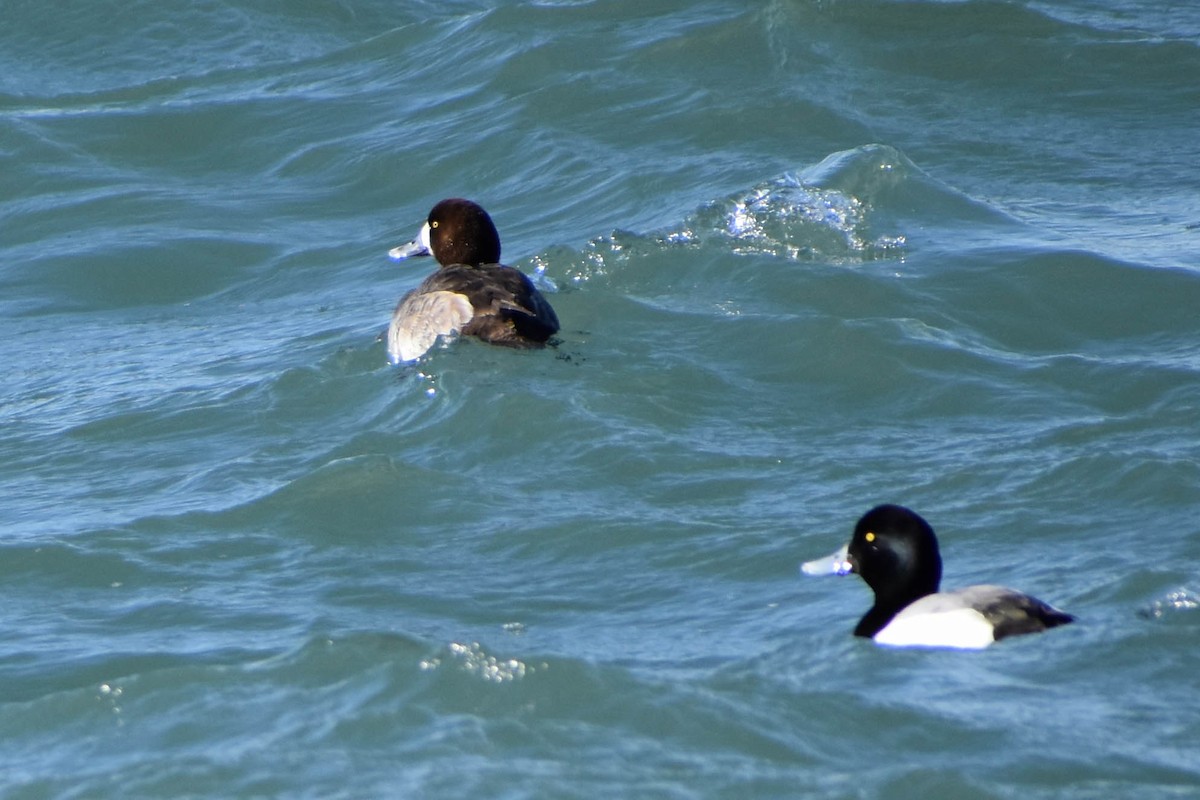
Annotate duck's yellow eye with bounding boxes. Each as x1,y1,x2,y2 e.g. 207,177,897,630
431,221,439,229
865,531,875,543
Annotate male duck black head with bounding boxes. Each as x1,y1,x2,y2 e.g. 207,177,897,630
802,504,1074,648
386,198,560,363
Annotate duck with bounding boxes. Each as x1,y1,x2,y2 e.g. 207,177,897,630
385,198,560,363
801,504,1074,648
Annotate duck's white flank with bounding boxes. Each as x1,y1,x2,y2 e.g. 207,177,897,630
388,290,473,363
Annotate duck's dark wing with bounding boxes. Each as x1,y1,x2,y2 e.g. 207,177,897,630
424,264,559,347
959,585,1075,641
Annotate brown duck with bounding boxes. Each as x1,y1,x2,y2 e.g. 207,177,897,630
386,198,559,363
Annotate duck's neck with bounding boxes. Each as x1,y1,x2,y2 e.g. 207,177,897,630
854,605,897,638
855,577,938,638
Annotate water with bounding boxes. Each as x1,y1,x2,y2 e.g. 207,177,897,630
3,1,1199,797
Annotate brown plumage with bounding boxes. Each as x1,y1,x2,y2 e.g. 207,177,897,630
387,198,559,363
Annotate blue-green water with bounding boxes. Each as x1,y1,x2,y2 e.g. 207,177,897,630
3,1,1200,797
